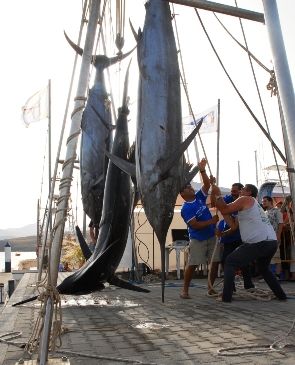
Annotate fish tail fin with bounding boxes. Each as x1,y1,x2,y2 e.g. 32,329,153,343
108,275,150,293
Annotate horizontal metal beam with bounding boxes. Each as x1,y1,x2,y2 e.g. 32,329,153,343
167,0,265,23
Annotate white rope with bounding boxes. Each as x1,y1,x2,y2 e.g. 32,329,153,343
218,319,295,356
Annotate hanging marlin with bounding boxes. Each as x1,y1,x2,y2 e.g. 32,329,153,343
12,63,149,307
106,0,202,302
64,32,135,233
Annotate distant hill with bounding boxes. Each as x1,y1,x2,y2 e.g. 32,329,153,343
0,223,36,240
0,236,37,252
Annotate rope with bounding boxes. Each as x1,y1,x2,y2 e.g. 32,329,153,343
194,9,286,164
56,349,158,364
0,331,25,348
213,10,278,98
233,0,285,195
171,5,213,175
134,205,152,271
212,12,272,74
218,319,295,356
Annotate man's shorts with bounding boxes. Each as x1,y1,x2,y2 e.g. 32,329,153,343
188,237,220,266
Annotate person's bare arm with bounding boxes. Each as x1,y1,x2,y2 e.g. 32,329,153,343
211,184,253,214
223,214,239,230
199,158,210,194
188,214,219,230
209,175,217,208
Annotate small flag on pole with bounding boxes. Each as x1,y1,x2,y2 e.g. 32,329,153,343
183,104,218,138
22,86,49,127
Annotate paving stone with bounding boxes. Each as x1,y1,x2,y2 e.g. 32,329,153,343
1,275,295,365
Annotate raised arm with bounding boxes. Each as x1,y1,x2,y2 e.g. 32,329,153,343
199,158,210,194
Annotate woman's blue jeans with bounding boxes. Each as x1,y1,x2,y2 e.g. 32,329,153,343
223,240,286,302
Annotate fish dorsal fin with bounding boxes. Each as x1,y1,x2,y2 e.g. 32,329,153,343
158,118,203,178
129,19,141,42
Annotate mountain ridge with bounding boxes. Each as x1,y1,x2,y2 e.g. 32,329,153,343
0,223,36,240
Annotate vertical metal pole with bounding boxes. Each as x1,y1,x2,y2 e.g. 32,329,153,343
238,161,241,183
38,1,101,363
216,99,220,185
48,79,52,232
254,150,259,187
38,298,53,365
37,199,41,270
277,93,295,198
262,0,295,203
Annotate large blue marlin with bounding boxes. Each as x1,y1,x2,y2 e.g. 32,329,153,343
108,0,202,302
64,32,135,231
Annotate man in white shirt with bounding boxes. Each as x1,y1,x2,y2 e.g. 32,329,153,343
211,183,286,303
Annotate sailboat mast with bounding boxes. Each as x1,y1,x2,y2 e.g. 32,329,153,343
38,1,101,362
262,0,295,201
48,79,52,230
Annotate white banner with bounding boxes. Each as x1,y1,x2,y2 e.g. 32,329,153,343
183,104,218,137
22,86,49,127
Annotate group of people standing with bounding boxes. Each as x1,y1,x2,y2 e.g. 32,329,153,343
179,158,288,303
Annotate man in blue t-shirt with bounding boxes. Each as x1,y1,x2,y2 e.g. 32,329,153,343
179,158,219,299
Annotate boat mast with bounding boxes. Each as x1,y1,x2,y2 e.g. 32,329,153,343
48,79,52,231
262,0,295,201
38,1,101,363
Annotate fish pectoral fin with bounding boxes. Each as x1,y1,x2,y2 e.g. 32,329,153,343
156,119,204,180
108,275,150,293
105,150,136,178
91,174,104,189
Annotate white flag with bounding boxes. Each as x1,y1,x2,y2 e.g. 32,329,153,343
183,104,218,138
22,86,49,127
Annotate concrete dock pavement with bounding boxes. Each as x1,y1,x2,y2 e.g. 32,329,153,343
0,273,295,364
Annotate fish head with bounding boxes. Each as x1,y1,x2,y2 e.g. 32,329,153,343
142,177,178,246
